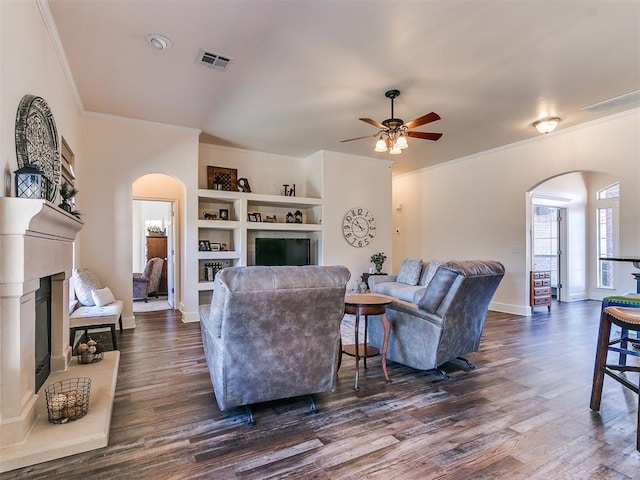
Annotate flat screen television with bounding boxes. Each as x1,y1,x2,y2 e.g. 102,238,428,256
255,238,311,266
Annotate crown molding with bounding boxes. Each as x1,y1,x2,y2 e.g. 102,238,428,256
37,0,84,114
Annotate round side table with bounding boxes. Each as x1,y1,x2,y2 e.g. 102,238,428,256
343,293,393,390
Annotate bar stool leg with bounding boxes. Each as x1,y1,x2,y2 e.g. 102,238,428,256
590,311,612,412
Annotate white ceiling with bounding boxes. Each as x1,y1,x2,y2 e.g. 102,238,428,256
47,0,640,174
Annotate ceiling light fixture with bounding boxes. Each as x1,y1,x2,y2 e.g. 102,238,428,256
372,90,409,154
533,117,561,134
146,34,172,50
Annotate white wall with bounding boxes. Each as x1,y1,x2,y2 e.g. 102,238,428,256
199,144,308,195
320,151,393,288
1,1,82,198
393,110,640,315
77,114,199,327
197,146,393,290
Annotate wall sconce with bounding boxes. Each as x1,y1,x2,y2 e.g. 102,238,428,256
533,117,561,134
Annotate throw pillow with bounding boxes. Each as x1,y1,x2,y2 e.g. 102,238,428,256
72,268,103,306
418,266,459,314
91,287,116,307
419,261,442,287
396,258,423,286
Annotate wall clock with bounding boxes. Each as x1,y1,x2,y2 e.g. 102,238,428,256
15,94,60,202
342,207,376,248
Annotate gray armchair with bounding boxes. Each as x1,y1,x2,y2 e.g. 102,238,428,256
199,265,350,424
368,260,504,379
132,257,164,301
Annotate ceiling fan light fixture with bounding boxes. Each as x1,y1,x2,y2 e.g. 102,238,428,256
533,117,561,134
389,143,402,155
396,135,408,149
375,137,388,152
146,34,172,50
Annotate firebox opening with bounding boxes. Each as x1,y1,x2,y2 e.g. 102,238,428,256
35,276,52,392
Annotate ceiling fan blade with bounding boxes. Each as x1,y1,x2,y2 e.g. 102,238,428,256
340,133,378,143
406,131,443,141
404,112,441,129
359,118,385,129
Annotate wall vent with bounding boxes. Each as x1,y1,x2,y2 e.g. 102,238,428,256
198,50,232,70
581,90,640,114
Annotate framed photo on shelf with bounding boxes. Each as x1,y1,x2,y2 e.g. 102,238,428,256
207,166,238,191
198,240,210,251
254,213,262,222
247,213,257,222
219,209,229,220
211,242,221,252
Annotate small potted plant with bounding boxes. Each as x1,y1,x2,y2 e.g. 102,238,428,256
370,252,387,274
147,226,166,237
58,181,81,218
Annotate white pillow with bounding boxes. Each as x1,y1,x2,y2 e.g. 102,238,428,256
396,258,423,286
72,268,103,306
91,287,116,307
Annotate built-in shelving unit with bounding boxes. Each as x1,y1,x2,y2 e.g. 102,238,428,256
196,189,323,300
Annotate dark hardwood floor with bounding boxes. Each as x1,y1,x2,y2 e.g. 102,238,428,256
4,300,639,479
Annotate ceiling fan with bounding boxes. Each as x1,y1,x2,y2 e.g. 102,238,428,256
341,89,442,154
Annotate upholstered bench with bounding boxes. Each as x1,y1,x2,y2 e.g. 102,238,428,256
70,268,123,350
69,300,123,350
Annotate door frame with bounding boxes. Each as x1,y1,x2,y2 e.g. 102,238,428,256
132,198,177,308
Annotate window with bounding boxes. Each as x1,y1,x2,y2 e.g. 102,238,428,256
596,183,619,289
597,183,619,200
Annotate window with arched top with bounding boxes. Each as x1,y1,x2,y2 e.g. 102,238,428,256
596,183,619,288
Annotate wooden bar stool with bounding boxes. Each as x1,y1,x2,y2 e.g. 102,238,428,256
590,306,640,451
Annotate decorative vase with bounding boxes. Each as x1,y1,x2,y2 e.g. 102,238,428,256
374,264,383,273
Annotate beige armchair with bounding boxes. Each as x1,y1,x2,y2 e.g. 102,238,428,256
133,257,164,301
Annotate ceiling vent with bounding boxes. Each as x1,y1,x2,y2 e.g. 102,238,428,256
198,50,232,70
581,90,640,114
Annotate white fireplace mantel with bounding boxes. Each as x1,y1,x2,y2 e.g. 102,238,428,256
0,197,83,448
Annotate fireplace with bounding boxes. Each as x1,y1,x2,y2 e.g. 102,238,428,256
35,276,52,393
0,198,82,447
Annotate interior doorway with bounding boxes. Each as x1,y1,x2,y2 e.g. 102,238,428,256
132,199,175,308
532,205,564,299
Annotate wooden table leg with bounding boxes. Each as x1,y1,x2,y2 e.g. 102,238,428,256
354,309,360,390
380,311,391,383
363,314,369,371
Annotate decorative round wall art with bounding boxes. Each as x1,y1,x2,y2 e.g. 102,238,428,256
15,94,60,201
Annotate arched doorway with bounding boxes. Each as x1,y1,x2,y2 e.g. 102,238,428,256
527,170,619,309
132,174,185,311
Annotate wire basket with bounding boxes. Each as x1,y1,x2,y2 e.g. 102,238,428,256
44,377,91,424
